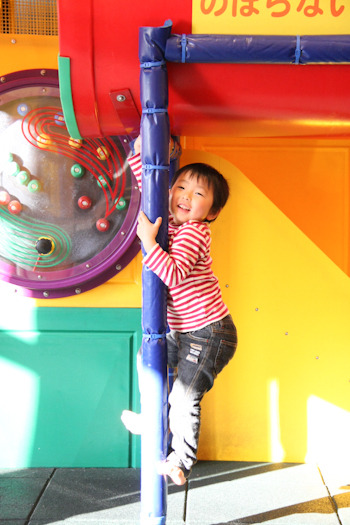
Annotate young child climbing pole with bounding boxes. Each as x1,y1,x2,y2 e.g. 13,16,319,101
122,136,237,486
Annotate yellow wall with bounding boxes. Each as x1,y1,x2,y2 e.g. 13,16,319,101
180,138,350,468
1,36,350,467
0,35,59,73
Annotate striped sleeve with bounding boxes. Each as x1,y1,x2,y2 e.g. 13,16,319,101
128,153,142,191
143,222,209,287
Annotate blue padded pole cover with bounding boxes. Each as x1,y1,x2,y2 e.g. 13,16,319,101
165,33,350,64
139,20,172,525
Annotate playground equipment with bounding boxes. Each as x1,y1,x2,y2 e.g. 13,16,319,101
0,69,140,297
0,0,349,523
56,1,350,523
57,0,350,140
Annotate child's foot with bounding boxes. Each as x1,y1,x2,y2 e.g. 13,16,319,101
121,410,142,435
158,461,187,486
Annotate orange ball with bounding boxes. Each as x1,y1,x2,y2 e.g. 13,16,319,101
96,218,110,232
8,200,22,214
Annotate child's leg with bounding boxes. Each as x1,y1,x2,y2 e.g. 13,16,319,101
166,315,237,481
121,334,179,436
158,459,187,486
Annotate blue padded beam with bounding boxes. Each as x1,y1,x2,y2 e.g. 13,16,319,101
300,35,350,63
165,33,350,64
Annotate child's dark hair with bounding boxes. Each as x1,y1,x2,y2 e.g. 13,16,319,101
171,163,230,219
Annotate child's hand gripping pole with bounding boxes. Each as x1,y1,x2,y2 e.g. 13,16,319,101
137,211,162,254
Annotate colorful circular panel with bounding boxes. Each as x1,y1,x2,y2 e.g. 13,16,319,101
0,70,140,298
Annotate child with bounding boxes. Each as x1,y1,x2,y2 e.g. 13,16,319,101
122,137,237,486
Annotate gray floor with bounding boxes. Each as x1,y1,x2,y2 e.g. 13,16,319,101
1,461,349,524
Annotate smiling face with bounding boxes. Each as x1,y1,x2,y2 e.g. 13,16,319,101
169,171,219,225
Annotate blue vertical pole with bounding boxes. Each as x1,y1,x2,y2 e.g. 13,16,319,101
139,21,172,525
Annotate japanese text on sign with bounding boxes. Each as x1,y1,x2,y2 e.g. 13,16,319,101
193,0,348,35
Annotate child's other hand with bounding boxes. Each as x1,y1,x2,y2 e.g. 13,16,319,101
137,211,162,253
134,135,141,155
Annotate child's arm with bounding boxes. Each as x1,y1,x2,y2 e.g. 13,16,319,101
128,152,142,191
128,135,177,192
133,135,141,155
137,211,162,253
128,144,163,252
142,222,209,287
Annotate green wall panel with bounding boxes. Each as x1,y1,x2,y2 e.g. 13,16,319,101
0,308,141,468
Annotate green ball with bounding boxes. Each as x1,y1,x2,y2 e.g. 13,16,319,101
71,164,85,178
116,197,126,210
18,171,30,185
5,161,20,177
27,179,42,193
97,175,108,188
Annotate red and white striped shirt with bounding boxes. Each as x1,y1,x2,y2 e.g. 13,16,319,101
128,153,229,332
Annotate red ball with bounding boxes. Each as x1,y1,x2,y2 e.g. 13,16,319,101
0,190,11,205
96,218,110,232
8,200,22,214
78,196,92,209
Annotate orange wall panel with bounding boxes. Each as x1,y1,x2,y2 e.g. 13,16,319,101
185,137,350,276
179,145,350,465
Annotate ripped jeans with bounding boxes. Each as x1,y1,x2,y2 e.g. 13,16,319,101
166,314,238,478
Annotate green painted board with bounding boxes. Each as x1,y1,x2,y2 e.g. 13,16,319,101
0,308,141,468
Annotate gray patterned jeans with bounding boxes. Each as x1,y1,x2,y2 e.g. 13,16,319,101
166,314,238,478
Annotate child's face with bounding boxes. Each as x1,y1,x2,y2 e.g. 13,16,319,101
169,171,219,225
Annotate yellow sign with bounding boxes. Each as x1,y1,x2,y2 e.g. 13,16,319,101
193,0,349,35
